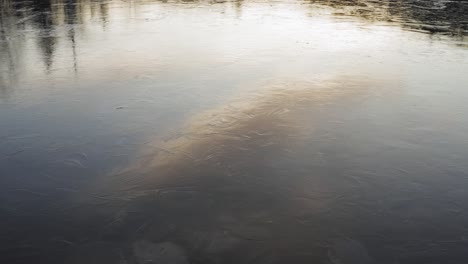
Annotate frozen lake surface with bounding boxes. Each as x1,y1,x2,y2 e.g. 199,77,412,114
1,0,468,263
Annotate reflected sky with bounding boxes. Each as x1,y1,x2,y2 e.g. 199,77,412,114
1,0,468,263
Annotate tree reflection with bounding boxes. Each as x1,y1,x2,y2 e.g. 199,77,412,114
0,0,113,76
0,0,466,86
233,0,244,18
0,1,22,99
64,0,78,73
32,0,56,72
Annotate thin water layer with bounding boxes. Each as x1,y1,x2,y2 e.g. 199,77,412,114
1,0,468,263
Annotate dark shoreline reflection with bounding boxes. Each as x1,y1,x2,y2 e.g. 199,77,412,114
2,0,468,36
2,0,468,35
308,0,468,36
